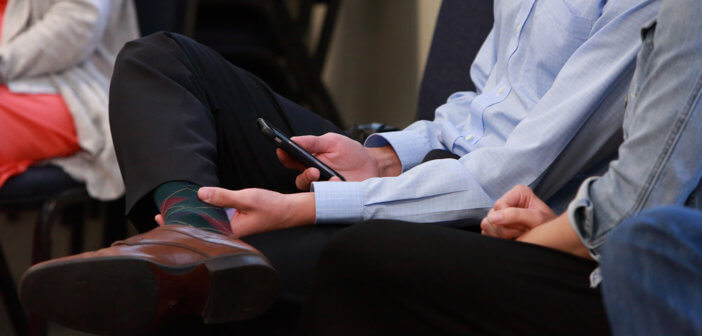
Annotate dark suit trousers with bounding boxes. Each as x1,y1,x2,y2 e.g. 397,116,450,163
109,32,346,331
298,220,610,335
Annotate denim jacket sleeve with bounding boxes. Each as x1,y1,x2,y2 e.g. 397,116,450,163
568,14,702,260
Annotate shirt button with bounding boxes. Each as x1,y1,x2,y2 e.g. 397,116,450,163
465,135,474,141
498,86,505,94
516,24,522,33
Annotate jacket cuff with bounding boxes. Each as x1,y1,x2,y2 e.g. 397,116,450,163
567,176,603,260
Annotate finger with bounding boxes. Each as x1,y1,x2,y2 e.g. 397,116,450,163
482,216,525,239
198,187,249,209
490,208,547,230
295,168,320,191
154,214,164,226
480,217,491,234
493,184,535,210
276,148,307,171
329,176,342,182
480,217,499,237
289,135,328,153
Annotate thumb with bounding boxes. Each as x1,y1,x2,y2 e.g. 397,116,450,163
199,187,244,208
290,135,330,154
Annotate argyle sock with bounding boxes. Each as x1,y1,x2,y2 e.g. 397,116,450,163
153,181,232,235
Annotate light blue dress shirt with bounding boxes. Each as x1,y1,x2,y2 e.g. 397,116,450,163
312,0,660,224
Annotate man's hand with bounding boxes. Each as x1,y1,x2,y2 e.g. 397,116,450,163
481,184,557,239
157,187,315,238
277,133,402,190
199,187,315,237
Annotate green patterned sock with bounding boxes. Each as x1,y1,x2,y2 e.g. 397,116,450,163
153,181,232,235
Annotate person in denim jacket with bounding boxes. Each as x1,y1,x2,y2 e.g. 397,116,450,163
597,4,702,331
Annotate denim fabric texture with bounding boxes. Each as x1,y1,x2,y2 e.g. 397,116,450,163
567,0,702,260
313,0,660,224
601,206,702,336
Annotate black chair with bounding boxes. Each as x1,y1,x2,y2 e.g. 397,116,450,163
0,240,27,336
417,0,623,212
0,166,90,336
0,165,129,336
192,0,344,127
134,0,197,36
416,0,492,121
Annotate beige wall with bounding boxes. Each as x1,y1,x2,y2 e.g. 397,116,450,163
321,0,441,128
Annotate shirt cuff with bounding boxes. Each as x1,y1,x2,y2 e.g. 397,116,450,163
311,181,364,224
365,130,431,171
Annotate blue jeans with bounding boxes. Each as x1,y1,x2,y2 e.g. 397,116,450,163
601,206,702,335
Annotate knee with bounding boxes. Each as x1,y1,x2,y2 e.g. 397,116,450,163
601,206,699,276
114,32,186,70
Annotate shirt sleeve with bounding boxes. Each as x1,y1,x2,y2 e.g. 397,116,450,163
314,0,659,225
364,29,497,171
0,0,112,81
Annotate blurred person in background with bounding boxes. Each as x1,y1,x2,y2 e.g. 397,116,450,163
0,0,138,200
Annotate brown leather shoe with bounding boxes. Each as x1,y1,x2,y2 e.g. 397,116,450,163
19,225,278,335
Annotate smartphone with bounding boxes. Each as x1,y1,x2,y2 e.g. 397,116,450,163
257,118,346,181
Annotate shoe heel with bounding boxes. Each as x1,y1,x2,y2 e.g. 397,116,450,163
201,253,279,324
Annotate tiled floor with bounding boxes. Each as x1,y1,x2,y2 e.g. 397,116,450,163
0,207,128,336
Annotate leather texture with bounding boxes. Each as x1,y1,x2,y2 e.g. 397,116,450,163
20,224,279,334
39,224,267,267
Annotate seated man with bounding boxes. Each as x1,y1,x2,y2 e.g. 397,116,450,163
18,0,659,334
0,0,137,200
295,0,701,334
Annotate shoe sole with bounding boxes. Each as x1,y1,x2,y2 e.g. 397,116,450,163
19,253,278,335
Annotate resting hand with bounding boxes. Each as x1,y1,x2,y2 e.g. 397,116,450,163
481,184,557,239
155,187,315,237
198,187,315,237
277,132,401,190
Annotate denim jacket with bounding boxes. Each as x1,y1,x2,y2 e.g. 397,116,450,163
568,17,702,266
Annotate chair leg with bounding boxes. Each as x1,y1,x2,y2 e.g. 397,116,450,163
27,199,63,336
65,203,85,255
103,197,127,246
0,242,28,336
31,199,60,265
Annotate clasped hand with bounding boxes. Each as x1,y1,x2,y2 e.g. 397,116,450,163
480,184,557,240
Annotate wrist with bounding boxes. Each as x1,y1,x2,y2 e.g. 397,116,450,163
287,192,316,226
519,215,592,260
367,145,402,177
